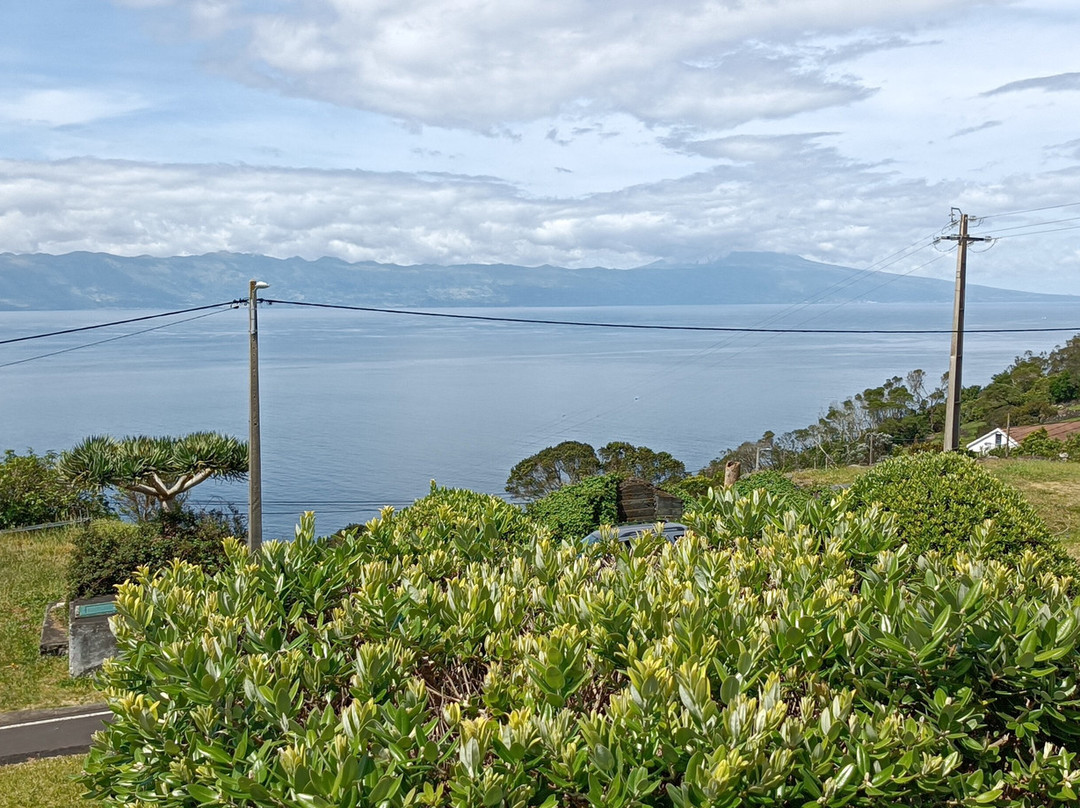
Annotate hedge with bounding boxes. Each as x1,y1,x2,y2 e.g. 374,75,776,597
82,484,1080,806
846,452,1076,577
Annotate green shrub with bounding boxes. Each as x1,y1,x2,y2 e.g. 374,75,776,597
67,508,241,599
667,469,812,506
0,449,110,529
525,473,620,542
1017,428,1066,460
84,485,1080,807
847,452,1075,574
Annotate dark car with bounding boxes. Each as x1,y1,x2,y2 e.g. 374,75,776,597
582,522,687,546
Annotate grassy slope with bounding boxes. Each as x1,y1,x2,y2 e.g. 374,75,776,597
0,527,99,711
979,459,1080,553
789,458,1080,556
0,755,90,808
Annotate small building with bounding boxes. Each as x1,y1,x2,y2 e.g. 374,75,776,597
967,419,1080,455
966,427,1018,455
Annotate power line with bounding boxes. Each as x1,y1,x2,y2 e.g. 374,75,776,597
0,301,241,346
0,308,235,369
262,298,1080,334
992,223,1080,240
982,214,1080,234
977,200,1080,221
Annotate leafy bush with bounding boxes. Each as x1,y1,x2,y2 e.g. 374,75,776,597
85,484,1080,807
525,473,620,542
847,452,1075,575
1016,428,1065,460
667,469,811,506
0,449,109,529
67,507,242,599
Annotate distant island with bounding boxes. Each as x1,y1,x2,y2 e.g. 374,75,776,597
0,250,1074,310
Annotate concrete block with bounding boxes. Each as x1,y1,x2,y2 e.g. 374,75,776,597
69,596,118,677
39,601,68,656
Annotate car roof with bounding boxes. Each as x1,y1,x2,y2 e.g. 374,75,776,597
583,522,687,544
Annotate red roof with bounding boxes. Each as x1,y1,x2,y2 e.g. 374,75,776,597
1005,420,1080,442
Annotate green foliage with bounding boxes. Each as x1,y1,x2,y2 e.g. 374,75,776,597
84,485,1080,807
67,508,242,599
60,432,247,515
1017,428,1066,460
667,469,811,507
1049,372,1079,405
847,452,1075,575
507,442,688,501
597,442,686,487
505,441,600,501
525,474,620,543
0,449,109,529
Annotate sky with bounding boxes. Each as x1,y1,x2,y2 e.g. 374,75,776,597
2,0,1080,293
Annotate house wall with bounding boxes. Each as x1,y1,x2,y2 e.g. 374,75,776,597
967,430,1017,455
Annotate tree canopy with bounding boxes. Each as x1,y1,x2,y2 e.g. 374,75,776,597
505,440,600,500
506,440,688,500
596,441,686,486
60,432,248,515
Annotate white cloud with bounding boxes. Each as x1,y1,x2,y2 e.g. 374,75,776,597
0,88,145,127
4,152,1080,293
118,0,986,131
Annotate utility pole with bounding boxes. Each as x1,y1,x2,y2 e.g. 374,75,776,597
941,211,990,452
248,279,270,552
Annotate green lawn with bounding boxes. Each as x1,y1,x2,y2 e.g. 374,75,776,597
0,527,99,711
0,755,92,808
979,459,1080,554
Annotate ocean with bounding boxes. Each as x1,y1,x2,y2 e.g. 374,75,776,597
3,300,1079,538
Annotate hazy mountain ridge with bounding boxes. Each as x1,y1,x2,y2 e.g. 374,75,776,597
0,250,1072,310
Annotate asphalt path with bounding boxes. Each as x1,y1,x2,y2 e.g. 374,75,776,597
0,704,110,765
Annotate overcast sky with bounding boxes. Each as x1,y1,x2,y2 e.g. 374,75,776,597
2,0,1079,292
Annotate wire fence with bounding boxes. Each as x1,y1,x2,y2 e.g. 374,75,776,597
0,517,91,536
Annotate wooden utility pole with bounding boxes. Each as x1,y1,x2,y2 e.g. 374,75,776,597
941,211,990,452
248,279,270,552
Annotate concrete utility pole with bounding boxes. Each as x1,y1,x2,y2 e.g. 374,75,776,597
248,279,270,552
941,211,991,452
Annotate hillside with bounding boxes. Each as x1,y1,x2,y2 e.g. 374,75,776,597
1,250,1074,310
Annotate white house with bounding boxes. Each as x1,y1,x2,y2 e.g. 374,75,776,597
966,420,1080,455
966,427,1019,455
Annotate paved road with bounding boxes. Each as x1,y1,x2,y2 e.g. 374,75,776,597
0,704,110,765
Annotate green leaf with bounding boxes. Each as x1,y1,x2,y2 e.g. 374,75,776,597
544,664,566,690
720,675,740,704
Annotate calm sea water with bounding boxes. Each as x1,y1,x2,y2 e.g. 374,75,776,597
4,301,1080,538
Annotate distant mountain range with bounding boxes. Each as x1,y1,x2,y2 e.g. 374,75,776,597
0,250,1073,310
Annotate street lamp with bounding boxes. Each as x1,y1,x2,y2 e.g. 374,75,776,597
248,279,269,552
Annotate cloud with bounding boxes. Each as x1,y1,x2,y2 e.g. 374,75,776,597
0,88,145,127
4,151,1080,292
118,0,981,132
950,121,1002,139
982,72,1080,96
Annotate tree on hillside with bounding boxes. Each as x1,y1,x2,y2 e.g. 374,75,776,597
597,441,686,486
60,432,247,518
505,441,600,501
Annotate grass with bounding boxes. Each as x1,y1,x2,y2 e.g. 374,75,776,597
0,755,93,808
979,458,1080,554
786,464,867,489
0,526,99,712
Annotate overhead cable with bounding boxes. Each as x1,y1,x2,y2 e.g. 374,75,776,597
262,298,1080,335
0,301,242,346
